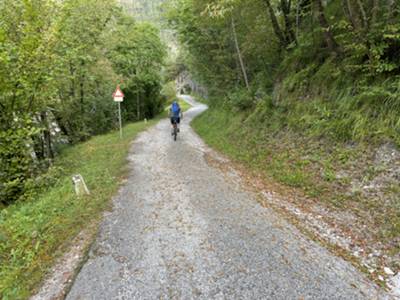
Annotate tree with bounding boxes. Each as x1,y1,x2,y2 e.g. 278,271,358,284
107,18,167,120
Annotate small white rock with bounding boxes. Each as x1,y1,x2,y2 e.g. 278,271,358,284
389,273,400,298
384,267,395,276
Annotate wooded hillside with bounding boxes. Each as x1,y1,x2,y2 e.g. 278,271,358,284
0,0,167,205
168,0,399,144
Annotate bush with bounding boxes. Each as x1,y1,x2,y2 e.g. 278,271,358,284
227,88,254,111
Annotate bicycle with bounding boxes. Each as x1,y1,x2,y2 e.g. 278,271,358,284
171,118,179,141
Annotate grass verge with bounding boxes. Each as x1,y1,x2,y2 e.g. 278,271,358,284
178,98,192,112
0,117,160,299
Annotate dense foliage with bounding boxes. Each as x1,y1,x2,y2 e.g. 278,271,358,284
166,0,400,143
0,0,167,205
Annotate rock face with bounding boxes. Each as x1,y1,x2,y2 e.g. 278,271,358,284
118,0,166,22
118,0,178,58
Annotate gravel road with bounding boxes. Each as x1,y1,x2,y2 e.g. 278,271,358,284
67,96,384,300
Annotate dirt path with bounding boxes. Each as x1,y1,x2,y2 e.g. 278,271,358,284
67,96,385,299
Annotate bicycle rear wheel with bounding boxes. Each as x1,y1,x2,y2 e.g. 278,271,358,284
172,123,178,141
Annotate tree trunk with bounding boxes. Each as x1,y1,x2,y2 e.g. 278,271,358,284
34,134,45,160
314,0,340,54
80,79,85,114
295,0,312,37
371,0,379,26
343,0,358,30
69,63,76,98
234,49,242,87
263,0,288,48
356,0,368,29
296,0,300,38
40,111,54,160
231,16,250,90
80,61,86,115
280,0,297,45
387,0,397,22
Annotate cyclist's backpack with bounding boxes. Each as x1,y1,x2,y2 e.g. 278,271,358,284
171,102,180,116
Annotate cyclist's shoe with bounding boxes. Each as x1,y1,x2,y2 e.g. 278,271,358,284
178,128,180,133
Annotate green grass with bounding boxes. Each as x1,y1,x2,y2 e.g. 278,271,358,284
178,98,192,112
0,117,160,299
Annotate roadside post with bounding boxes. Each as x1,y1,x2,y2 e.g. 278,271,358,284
113,85,125,139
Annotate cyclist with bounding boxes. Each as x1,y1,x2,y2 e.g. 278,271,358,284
169,100,182,134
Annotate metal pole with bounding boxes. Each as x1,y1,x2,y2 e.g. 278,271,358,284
118,102,123,139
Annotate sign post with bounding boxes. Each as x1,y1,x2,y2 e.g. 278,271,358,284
118,102,122,139
113,85,125,139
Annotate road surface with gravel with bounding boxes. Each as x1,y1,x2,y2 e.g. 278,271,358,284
67,96,384,299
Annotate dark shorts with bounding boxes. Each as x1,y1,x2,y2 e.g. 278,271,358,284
170,117,180,124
